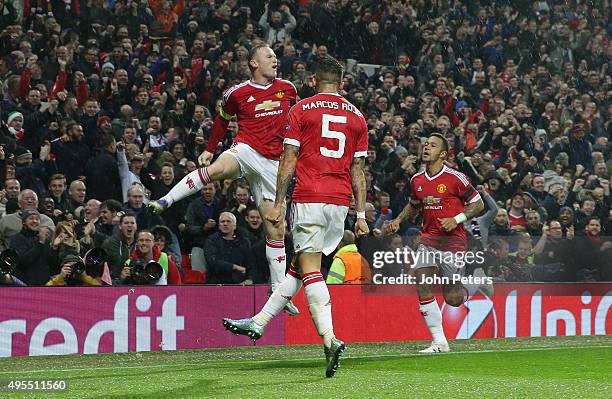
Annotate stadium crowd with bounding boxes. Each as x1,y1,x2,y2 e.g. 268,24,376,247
0,0,610,286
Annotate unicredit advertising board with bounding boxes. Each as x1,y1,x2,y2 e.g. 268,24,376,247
0,284,610,357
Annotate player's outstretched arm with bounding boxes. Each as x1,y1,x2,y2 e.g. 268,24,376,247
351,156,369,237
199,114,231,166
386,200,421,234
266,144,299,226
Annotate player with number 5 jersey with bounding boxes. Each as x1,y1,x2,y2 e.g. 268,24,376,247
284,92,369,206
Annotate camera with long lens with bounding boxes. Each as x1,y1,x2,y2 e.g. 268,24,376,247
84,247,107,278
130,259,163,285
67,260,86,282
0,249,19,275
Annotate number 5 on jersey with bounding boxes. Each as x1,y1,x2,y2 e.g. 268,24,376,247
320,114,346,159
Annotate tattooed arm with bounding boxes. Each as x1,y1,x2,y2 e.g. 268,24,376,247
265,143,299,226
351,157,366,213
438,197,485,232
351,156,370,236
385,200,422,234
273,144,299,206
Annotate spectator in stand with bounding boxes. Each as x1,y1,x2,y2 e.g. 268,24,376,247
51,122,90,183
151,224,182,272
534,219,576,280
0,178,20,217
81,199,123,251
226,180,254,228
47,220,80,276
102,212,137,278
67,180,86,218
489,208,514,238
185,183,221,271
149,162,187,235
525,210,543,242
240,207,265,245
47,173,71,216
204,212,252,285
258,2,296,47
507,193,527,229
85,134,122,202
0,0,608,283
123,184,162,230
0,189,55,250
574,217,612,281
9,209,50,285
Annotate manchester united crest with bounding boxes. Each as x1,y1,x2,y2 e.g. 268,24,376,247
437,184,447,193
275,91,284,98
186,177,195,189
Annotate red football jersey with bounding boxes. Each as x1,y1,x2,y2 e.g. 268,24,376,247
508,213,526,227
284,93,368,206
221,79,297,160
410,165,480,252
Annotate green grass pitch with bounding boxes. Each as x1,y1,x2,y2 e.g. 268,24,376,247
1,336,610,398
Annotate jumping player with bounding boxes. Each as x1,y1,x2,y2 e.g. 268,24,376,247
223,56,369,377
149,44,299,315
386,133,484,352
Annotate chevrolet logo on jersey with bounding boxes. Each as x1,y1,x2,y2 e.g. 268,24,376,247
254,100,281,111
423,196,442,205
423,195,443,210
254,100,283,118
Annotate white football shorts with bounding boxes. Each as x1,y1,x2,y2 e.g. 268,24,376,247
412,244,466,279
224,142,278,206
291,202,349,256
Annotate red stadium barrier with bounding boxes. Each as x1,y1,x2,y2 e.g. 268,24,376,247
287,284,612,344
1,284,610,357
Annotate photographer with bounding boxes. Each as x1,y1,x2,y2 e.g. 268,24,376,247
46,254,102,286
0,248,26,286
117,230,182,285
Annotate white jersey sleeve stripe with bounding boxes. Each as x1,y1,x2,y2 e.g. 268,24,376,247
284,138,301,147
222,81,248,103
468,192,482,204
447,168,469,186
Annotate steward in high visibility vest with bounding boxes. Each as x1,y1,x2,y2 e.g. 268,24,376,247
326,231,371,284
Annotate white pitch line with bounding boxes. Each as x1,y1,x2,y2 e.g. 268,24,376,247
1,345,610,376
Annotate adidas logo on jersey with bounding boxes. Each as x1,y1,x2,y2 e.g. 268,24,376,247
418,186,423,191
247,95,256,102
